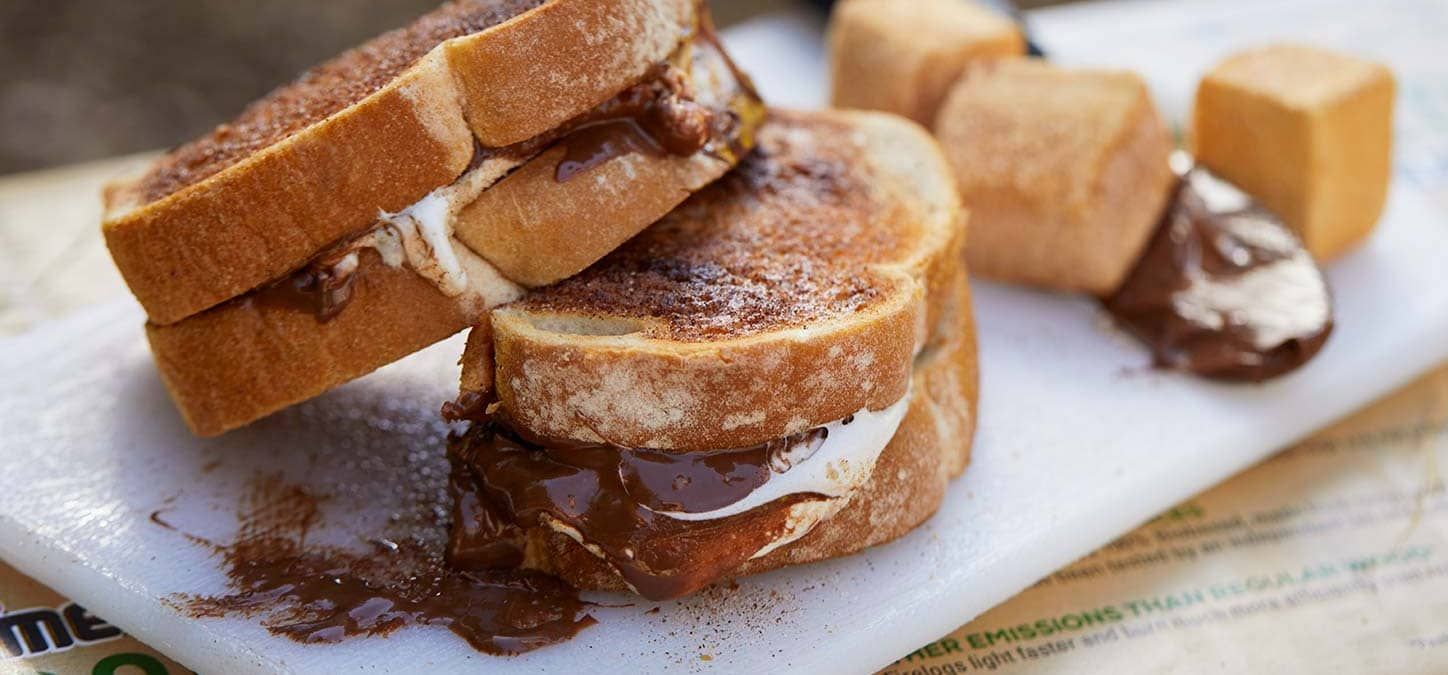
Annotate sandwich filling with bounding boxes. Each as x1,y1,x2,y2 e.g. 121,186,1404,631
445,390,911,600
249,157,525,321
232,28,760,323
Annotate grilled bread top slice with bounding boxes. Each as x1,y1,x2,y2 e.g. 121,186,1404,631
104,0,695,325
462,108,964,451
453,27,763,288
145,33,764,438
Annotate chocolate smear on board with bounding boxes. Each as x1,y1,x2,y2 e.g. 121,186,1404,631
1105,152,1332,381
169,473,594,655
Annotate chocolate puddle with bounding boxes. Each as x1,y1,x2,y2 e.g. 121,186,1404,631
167,474,595,655
446,409,825,601
1105,153,1333,381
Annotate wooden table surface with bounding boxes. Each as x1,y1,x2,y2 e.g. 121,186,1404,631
0,154,154,336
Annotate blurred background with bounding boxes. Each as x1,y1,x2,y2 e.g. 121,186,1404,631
0,0,1058,176
0,0,764,175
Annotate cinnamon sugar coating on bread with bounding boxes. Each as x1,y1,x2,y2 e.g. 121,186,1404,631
143,27,764,437
105,0,696,325
136,0,544,203
481,109,963,450
515,115,918,341
460,110,977,591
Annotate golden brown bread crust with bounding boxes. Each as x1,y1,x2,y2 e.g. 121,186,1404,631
743,268,976,573
461,316,498,397
150,138,751,438
106,52,475,327
142,33,763,437
934,60,1174,296
104,0,695,325
480,109,963,450
828,0,1025,126
526,266,978,590
492,293,918,448
147,247,523,437
445,0,695,147
454,31,766,286
458,148,736,287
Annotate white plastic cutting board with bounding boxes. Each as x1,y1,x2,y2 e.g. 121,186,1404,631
4,3,1448,673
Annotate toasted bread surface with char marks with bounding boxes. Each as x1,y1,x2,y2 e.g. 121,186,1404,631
476,108,963,451
104,0,695,325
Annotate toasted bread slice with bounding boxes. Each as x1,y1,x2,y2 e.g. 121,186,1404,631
148,247,521,437
528,265,978,592
453,109,975,596
476,109,963,451
147,33,762,438
454,30,765,286
105,0,696,325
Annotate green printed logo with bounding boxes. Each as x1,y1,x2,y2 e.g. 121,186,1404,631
93,652,170,675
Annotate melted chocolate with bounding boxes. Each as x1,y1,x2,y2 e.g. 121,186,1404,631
621,429,828,513
447,414,827,600
195,544,592,654
174,475,594,655
555,119,670,182
447,459,525,569
441,390,491,424
549,35,727,182
1105,156,1333,381
249,252,359,322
